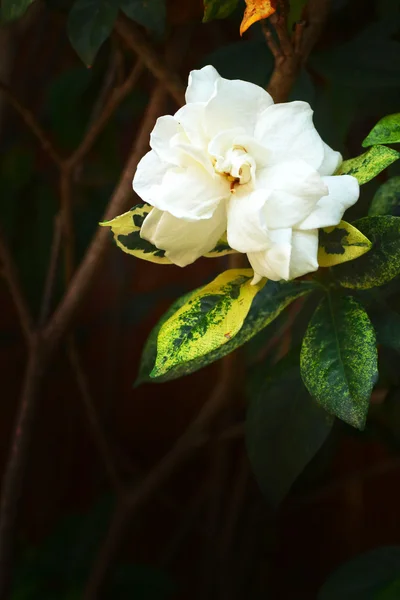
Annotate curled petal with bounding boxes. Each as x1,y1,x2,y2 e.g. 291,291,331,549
227,188,270,253
289,229,319,279
132,150,169,204
255,101,324,170
141,203,227,267
186,65,219,104
247,228,292,281
205,77,274,139
319,141,342,176
298,175,360,230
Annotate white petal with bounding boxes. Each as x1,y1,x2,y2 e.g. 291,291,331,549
255,101,324,170
150,163,230,221
289,229,319,279
208,128,247,160
227,188,270,253
141,204,227,267
247,228,292,281
174,103,208,148
258,160,328,228
298,175,360,230
204,78,274,139
150,116,182,164
132,150,169,204
186,65,220,104
319,141,342,176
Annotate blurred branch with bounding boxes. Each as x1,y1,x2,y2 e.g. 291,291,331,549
115,15,185,106
0,80,62,166
265,0,330,102
0,225,33,343
39,214,63,327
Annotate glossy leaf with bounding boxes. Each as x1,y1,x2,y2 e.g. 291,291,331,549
318,220,371,267
151,269,265,378
138,279,317,383
300,294,378,429
67,0,118,66
100,204,235,263
335,145,400,185
369,177,400,216
332,216,400,289
362,112,400,147
318,547,400,600
240,0,276,35
119,0,166,34
246,366,333,506
1,0,34,21
203,0,238,21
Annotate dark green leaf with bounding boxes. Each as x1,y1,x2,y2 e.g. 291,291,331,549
377,578,400,599
119,0,166,35
300,294,378,429
67,0,118,66
203,0,238,22
246,366,333,506
363,113,400,147
335,146,400,185
370,309,400,351
1,0,34,21
318,547,400,600
332,216,400,289
369,177,400,216
138,280,317,383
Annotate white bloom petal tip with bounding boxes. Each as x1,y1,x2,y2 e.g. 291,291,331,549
131,66,360,280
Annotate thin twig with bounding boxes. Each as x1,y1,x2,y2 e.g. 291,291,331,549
84,350,237,599
0,225,33,343
0,80,62,166
39,214,63,327
67,60,144,170
67,341,123,496
115,16,185,106
59,170,75,282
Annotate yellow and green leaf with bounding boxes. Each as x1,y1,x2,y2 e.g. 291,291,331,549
151,268,265,378
137,279,317,384
318,220,372,267
100,204,171,264
335,145,400,185
100,204,235,263
362,113,400,148
369,176,400,217
300,294,378,430
332,216,400,289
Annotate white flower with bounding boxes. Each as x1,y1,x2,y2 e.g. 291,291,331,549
133,65,359,283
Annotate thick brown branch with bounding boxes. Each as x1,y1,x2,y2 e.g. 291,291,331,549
0,225,33,343
115,16,185,106
0,81,62,166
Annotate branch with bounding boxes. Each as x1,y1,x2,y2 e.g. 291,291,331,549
115,16,186,106
84,350,238,599
0,81,62,166
265,0,330,102
66,60,144,170
0,225,33,343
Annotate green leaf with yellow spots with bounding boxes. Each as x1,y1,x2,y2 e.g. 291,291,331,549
335,145,400,185
369,177,400,217
138,279,317,383
100,204,235,263
151,269,265,378
203,0,239,22
300,294,378,430
318,220,372,268
332,216,400,289
362,113,400,148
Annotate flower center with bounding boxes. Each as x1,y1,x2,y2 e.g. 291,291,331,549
214,146,254,192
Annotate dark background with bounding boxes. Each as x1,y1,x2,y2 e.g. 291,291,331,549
1,0,400,598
